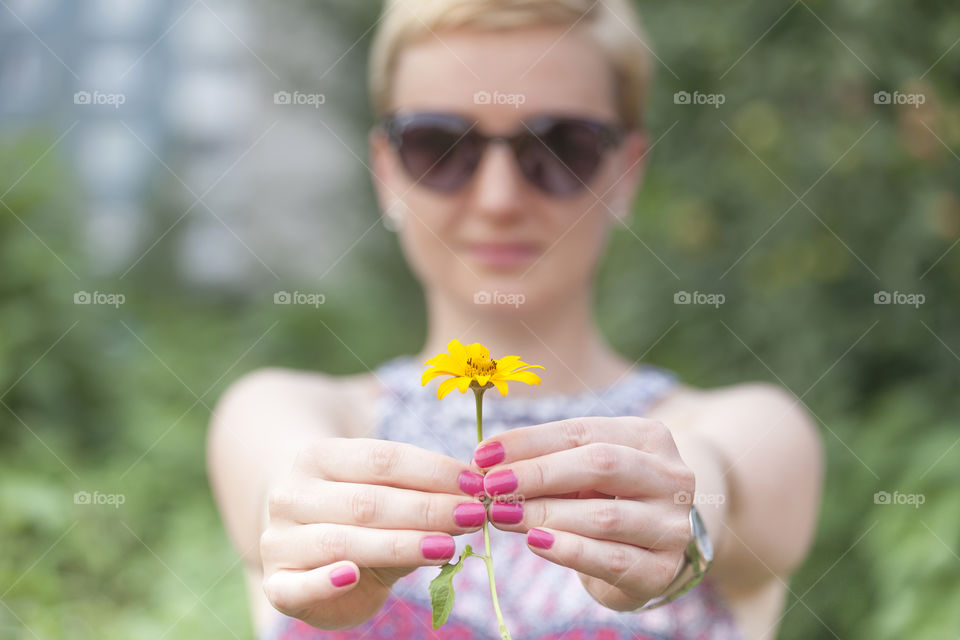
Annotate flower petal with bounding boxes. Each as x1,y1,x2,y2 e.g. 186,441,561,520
495,355,523,371
503,364,545,375
476,374,491,387
421,367,457,386
446,339,468,365
437,376,467,400
424,352,463,372
466,342,490,362
492,379,510,396
501,370,542,386
498,359,544,375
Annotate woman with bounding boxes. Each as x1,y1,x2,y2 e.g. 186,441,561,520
207,1,824,638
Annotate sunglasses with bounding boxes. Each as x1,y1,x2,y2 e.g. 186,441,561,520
380,112,624,197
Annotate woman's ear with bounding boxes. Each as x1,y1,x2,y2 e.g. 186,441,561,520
368,125,395,213
607,128,649,220
369,126,407,231
621,128,649,192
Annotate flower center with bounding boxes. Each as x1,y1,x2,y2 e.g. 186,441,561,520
465,356,497,378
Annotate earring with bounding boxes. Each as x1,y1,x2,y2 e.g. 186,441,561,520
383,200,406,232
609,204,631,224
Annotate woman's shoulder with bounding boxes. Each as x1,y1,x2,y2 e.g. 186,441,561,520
646,378,804,432
224,366,382,401
216,366,383,438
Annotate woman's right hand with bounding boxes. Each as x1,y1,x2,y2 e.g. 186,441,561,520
260,437,487,630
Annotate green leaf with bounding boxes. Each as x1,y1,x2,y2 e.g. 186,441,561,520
429,545,473,629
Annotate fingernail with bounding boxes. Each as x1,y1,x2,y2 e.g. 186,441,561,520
474,442,505,467
483,469,517,496
330,565,357,587
527,528,554,550
490,502,523,524
458,470,484,496
421,536,456,560
454,502,486,527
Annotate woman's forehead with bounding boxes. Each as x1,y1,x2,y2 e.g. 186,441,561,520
390,25,618,122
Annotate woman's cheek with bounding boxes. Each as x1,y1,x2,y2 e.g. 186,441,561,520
399,225,468,290
546,218,610,280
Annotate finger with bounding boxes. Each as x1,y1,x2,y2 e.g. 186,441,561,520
271,480,486,533
262,523,459,571
523,527,681,601
469,457,577,499
488,497,690,550
472,417,676,468
482,443,686,500
296,438,475,495
263,561,360,617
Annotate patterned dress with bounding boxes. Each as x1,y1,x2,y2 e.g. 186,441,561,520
264,355,745,640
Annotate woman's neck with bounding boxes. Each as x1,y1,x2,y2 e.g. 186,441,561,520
414,289,636,398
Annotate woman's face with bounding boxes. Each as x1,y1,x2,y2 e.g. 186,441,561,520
370,25,647,314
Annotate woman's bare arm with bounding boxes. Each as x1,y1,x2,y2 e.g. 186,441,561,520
207,369,343,563
669,383,825,590
207,368,361,633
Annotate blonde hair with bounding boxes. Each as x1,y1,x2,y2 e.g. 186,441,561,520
368,0,654,129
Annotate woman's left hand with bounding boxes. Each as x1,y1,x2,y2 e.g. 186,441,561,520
469,416,697,610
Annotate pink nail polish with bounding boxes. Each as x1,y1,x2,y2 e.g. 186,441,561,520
330,565,357,587
458,470,484,496
474,442,505,467
490,502,523,524
421,536,456,560
454,502,486,527
528,528,554,550
483,470,517,496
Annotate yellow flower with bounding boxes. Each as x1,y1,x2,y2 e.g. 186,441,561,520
421,339,544,400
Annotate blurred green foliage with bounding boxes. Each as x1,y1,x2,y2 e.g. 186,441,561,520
2,1,959,639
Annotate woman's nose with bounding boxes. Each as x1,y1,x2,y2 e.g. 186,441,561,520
468,142,527,217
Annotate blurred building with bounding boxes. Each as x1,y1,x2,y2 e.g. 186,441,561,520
1,0,375,285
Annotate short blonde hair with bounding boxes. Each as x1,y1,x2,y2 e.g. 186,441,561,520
368,0,654,129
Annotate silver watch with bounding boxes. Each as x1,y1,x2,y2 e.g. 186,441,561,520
636,505,714,611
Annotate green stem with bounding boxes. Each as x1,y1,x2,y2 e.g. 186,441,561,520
476,387,483,444
474,388,512,640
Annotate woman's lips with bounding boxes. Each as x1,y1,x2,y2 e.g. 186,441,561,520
467,243,541,268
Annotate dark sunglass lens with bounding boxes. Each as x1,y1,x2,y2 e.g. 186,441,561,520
519,120,608,195
396,120,480,191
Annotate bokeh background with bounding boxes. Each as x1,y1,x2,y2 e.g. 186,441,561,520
2,1,959,638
